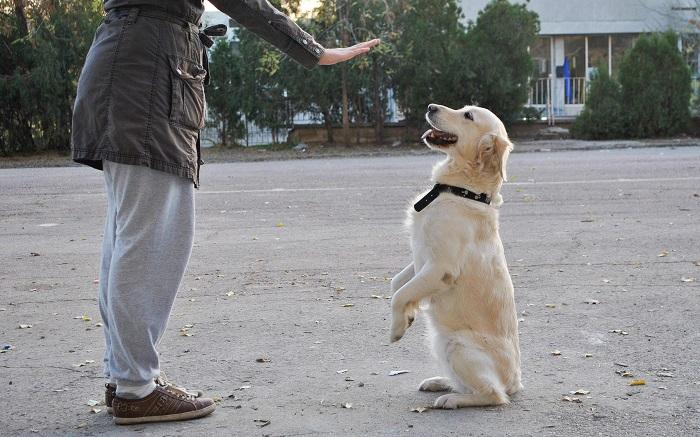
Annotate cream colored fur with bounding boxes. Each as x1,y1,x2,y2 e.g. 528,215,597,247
389,104,522,409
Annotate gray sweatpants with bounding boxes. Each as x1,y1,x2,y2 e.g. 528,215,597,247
99,160,194,397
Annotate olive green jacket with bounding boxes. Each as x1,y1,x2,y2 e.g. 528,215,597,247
72,1,323,186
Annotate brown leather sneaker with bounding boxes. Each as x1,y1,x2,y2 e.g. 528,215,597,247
106,383,116,414
112,380,215,425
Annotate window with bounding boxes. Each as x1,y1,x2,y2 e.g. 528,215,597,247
531,37,551,78
587,35,609,77
563,36,585,78
611,35,637,76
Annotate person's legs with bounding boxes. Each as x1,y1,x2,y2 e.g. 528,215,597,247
101,160,195,398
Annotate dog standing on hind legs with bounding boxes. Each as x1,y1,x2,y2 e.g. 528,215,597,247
389,103,522,409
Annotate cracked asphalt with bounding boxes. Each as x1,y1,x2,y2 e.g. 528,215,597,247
1,146,699,436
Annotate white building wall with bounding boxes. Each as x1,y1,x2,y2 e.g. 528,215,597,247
459,0,698,35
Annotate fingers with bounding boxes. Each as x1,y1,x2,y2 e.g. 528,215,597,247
353,39,381,50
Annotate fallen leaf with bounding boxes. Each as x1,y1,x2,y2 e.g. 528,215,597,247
584,299,600,305
341,303,354,307
388,370,410,376
410,406,430,413
550,350,562,356
584,353,593,358
341,402,353,409
94,322,103,327
370,295,384,299
18,324,32,329
335,287,346,292
275,223,285,228
561,396,582,403
657,251,669,257
610,330,629,336
656,372,674,378
569,389,590,395
681,277,696,283
336,369,349,374
225,291,235,297
602,279,610,283
629,379,646,386
254,419,271,428
255,357,271,363
30,252,40,256
616,370,634,377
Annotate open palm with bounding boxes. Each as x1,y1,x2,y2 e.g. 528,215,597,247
318,39,381,65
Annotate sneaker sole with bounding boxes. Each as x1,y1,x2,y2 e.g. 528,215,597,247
113,404,216,425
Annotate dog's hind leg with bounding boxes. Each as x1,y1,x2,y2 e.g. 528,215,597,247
418,377,452,392
433,342,508,409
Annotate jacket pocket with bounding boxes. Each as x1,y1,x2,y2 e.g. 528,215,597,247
168,56,206,130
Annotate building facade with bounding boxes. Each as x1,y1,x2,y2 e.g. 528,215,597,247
460,0,700,119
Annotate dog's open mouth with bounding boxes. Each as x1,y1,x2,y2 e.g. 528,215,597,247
422,128,458,147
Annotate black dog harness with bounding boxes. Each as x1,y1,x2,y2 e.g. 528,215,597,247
413,184,491,212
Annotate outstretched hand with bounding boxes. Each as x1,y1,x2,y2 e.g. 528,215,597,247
318,39,381,65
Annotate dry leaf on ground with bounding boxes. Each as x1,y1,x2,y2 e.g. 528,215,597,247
629,379,646,386
388,370,410,376
561,396,582,403
550,350,562,356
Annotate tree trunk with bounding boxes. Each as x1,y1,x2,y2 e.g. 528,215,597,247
340,1,350,146
372,57,384,144
13,0,29,37
322,107,334,143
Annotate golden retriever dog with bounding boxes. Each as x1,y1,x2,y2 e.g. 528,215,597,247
389,103,521,409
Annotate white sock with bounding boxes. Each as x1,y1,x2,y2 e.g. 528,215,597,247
116,380,156,399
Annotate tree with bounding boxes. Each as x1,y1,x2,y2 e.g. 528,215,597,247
206,39,244,147
618,31,691,137
391,0,470,125
570,66,624,139
0,0,103,154
464,0,539,123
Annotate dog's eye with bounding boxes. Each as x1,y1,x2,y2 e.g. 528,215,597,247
464,112,474,121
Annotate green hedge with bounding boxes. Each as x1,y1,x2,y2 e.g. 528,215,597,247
573,32,691,139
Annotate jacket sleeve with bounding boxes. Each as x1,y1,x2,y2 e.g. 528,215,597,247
209,0,325,69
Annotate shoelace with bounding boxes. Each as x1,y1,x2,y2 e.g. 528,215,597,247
156,373,200,399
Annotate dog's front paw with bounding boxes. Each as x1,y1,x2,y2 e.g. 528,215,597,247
389,301,417,342
389,312,412,343
434,394,463,409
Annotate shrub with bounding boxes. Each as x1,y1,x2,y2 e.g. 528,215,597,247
618,32,691,137
571,67,624,139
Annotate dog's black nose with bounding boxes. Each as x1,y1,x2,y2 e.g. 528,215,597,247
428,104,439,114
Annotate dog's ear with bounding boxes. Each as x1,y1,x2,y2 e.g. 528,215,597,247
477,132,513,181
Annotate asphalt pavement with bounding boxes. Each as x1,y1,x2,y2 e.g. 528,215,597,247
1,147,698,436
